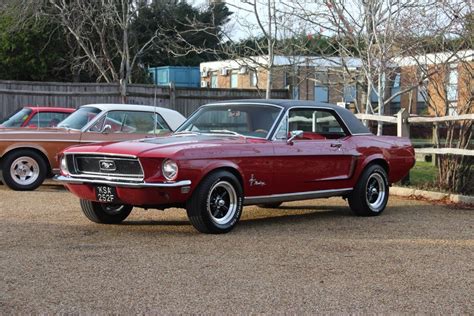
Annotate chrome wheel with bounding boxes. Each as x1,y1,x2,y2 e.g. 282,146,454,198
10,156,40,186
366,173,386,211
207,180,238,225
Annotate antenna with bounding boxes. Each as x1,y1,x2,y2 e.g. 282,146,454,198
37,104,40,130
153,82,157,137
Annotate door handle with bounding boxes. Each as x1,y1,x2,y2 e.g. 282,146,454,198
330,143,342,148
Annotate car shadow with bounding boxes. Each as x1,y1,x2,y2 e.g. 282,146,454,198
119,205,352,229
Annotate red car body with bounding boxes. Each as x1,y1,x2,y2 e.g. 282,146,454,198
0,106,74,128
57,100,415,233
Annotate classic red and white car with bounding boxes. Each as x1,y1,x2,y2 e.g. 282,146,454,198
56,100,415,234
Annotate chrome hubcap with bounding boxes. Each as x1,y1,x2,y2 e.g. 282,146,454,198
10,156,40,185
366,173,386,211
207,181,237,225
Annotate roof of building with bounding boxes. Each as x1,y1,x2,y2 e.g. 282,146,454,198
200,55,363,71
395,49,473,67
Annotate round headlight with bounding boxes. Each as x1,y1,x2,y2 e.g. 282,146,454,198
60,155,69,175
162,159,178,181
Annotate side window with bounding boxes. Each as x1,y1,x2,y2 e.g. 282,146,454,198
89,111,160,134
26,112,70,127
287,109,347,140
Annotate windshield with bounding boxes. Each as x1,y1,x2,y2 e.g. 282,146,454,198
176,104,282,138
0,108,32,127
57,107,101,130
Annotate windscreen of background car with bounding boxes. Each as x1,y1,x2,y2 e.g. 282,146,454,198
57,107,101,130
0,108,32,127
176,104,281,138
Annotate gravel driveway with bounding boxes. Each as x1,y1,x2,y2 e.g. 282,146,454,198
1,184,473,314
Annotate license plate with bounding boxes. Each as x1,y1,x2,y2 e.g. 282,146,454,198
95,185,119,203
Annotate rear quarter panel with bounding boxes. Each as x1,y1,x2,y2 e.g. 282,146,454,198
350,135,415,184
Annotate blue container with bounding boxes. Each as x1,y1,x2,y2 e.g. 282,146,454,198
148,66,200,88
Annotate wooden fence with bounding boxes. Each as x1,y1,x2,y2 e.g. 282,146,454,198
0,80,289,119
356,109,474,157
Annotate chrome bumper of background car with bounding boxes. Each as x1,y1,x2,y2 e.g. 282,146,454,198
54,175,191,188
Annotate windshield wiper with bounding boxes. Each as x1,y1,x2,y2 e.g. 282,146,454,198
207,130,244,137
173,130,201,135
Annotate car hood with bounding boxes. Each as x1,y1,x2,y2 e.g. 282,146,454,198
63,134,268,158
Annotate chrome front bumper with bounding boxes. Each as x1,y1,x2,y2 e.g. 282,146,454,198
54,175,192,188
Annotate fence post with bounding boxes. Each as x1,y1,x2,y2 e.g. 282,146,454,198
397,108,411,184
397,108,410,138
169,82,176,109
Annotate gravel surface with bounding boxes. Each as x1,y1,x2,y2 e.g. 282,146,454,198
1,184,473,314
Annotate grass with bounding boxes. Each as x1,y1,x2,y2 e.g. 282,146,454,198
400,160,440,191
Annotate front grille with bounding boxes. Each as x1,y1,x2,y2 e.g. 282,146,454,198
66,154,144,181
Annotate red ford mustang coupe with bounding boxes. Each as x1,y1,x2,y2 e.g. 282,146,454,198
56,100,415,234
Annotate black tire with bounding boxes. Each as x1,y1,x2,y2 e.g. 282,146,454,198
348,164,389,216
186,171,243,234
257,202,282,208
1,150,48,191
80,199,133,224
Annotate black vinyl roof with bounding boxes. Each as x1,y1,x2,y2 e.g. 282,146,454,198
210,99,371,135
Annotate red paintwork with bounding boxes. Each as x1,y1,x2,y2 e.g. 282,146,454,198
61,133,415,207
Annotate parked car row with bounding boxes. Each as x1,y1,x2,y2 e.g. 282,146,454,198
1,100,415,234
0,104,185,190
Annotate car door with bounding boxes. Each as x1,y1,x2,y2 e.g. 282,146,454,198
80,110,172,143
272,107,358,194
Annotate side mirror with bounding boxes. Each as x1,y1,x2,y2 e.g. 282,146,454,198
287,130,303,144
101,124,112,134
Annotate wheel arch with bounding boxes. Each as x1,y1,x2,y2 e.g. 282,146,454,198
357,155,390,183
1,146,52,176
192,162,245,195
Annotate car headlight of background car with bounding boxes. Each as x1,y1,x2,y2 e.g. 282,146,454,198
60,155,69,175
162,159,178,181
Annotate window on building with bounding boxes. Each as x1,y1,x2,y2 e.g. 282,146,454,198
231,72,238,88
391,72,401,103
314,86,329,103
343,84,357,102
250,71,258,87
210,72,218,88
314,70,329,103
446,64,458,102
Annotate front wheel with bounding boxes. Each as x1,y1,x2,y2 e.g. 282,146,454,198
1,150,47,191
80,199,133,224
186,171,243,234
348,164,389,216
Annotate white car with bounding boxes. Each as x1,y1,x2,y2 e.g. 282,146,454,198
0,104,186,191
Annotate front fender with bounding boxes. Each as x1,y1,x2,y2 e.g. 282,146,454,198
181,159,245,196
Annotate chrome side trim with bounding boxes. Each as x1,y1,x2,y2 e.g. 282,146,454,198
243,188,352,205
54,175,191,188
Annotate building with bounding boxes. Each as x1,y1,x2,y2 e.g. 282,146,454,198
200,50,473,116
199,56,363,105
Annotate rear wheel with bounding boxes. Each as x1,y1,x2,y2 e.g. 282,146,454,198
186,171,243,234
1,150,47,191
80,199,133,224
348,164,389,216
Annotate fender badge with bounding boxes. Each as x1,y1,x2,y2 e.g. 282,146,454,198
249,174,266,187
